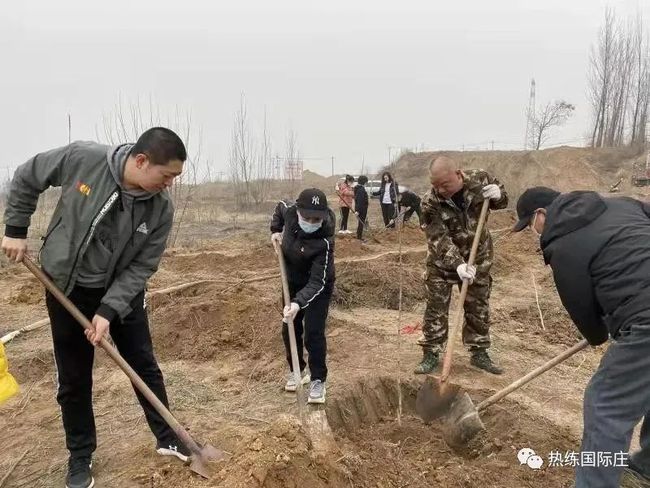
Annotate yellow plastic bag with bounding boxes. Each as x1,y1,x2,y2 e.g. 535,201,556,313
0,342,19,404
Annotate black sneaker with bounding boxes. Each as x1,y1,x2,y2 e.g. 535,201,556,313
156,440,191,462
66,456,93,488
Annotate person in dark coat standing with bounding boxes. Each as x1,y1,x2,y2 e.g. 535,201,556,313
270,188,335,404
373,171,399,228
513,186,650,488
353,175,369,241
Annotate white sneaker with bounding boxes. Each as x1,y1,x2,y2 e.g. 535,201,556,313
308,380,326,404
337,230,346,234
156,442,190,462
344,230,353,234
284,371,310,392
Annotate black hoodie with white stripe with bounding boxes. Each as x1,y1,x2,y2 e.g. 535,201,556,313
271,201,336,308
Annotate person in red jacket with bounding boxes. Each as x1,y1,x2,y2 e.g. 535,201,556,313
335,175,355,234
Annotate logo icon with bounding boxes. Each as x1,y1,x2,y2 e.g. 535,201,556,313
76,181,91,196
136,222,148,235
312,195,320,205
518,448,544,470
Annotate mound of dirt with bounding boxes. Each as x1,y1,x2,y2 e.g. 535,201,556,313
149,281,283,361
211,416,347,488
492,231,581,346
8,278,43,305
162,243,276,277
334,255,425,311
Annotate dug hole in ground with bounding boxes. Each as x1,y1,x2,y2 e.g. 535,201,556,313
1,146,648,487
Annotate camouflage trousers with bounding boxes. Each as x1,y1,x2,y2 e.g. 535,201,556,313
418,268,492,353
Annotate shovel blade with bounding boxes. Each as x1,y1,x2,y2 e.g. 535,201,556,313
189,444,229,479
415,377,461,423
441,392,485,448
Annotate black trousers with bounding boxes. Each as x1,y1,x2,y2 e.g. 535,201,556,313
340,207,350,231
281,287,330,382
46,286,175,458
356,208,368,240
404,204,422,224
380,203,397,228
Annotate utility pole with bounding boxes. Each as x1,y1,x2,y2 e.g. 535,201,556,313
331,156,334,177
67,114,71,144
491,140,494,150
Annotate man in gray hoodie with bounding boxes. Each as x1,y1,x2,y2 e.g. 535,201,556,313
2,128,188,488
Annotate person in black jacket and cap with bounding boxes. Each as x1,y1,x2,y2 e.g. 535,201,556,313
354,175,369,241
270,188,335,404
513,186,650,488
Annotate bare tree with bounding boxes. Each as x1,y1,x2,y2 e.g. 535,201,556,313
249,107,273,205
630,11,650,145
605,22,635,146
529,101,575,150
284,128,301,199
588,7,650,147
589,8,618,147
228,93,256,209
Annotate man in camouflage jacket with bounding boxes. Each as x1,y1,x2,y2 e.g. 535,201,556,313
414,155,508,375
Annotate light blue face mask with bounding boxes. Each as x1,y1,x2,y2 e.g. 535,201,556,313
298,214,323,234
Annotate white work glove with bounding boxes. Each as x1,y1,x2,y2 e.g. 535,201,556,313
271,232,283,245
283,302,300,321
456,263,476,283
482,184,501,201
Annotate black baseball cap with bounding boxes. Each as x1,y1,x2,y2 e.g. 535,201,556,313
513,186,561,232
296,188,329,219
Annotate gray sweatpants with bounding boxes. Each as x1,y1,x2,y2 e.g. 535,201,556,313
576,323,650,487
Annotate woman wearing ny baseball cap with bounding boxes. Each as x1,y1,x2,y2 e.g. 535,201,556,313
270,188,336,404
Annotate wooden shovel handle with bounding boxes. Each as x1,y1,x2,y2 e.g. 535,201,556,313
272,240,306,418
22,256,204,455
477,339,589,411
440,198,490,383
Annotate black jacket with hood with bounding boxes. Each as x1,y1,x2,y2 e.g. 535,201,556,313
354,184,369,212
270,201,336,308
541,191,650,345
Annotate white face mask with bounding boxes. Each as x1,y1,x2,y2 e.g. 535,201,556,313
298,213,323,234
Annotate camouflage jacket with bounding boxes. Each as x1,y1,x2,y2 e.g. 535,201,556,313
421,169,508,277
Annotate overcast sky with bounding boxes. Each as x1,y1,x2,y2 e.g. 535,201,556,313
0,0,646,178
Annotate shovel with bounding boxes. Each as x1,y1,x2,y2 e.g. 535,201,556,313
22,256,227,479
416,199,490,420
335,191,380,244
272,239,307,419
440,339,590,447
272,240,337,454
384,206,411,230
